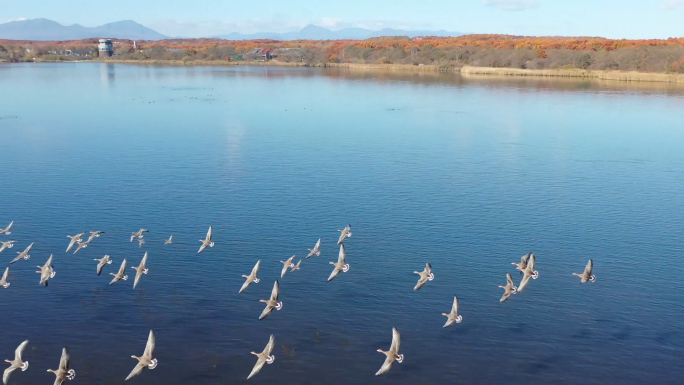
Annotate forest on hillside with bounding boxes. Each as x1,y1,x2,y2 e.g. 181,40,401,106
2,34,684,73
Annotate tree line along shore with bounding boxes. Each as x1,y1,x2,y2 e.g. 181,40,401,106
2,34,684,83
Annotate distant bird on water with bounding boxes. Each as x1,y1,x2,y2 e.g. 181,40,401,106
3,340,29,385
109,259,128,285
239,260,261,294
0,241,15,253
46,347,75,385
10,243,33,264
66,234,85,253
337,225,352,245
573,259,596,283
280,256,295,278
36,254,56,286
442,296,463,327
413,263,434,291
94,255,112,276
164,235,173,245
518,253,539,293
125,330,157,381
375,327,403,376
0,267,10,288
499,273,518,303
0,221,13,235
131,252,149,289
327,244,349,282
197,226,214,254
130,229,148,243
10,243,33,265
247,334,275,380
258,280,283,320
306,238,321,258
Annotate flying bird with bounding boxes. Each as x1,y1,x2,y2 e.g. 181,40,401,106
86,231,105,243
239,260,261,294
258,280,283,320
130,229,148,243
518,253,539,293
131,252,149,289
125,330,157,381
10,243,33,264
499,273,518,302
0,241,15,253
512,253,532,273
73,241,89,254
375,327,403,376
280,256,295,278
47,347,76,385
442,297,463,327
573,259,596,283
94,255,112,276
0,267,9,288
290,260,301,272
137,238,145,248
0,221,13,235
306,238,321,258
327,244,349,282
36,254,56,286
109,259,128,285
66,234,85,253
198,226,214,254
164,235,173,245
247,334,275,380
413,263,434,291
3,340,29,385
337,225,352,245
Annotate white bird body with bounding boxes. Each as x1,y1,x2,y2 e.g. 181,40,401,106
327,244,349,282
197,226,214,254
0,241,15,253
47,347,76,385
499,273,518,302
0,221,13,235
247,334,275,379
109,259,128,285
36,254,56,286
442,297,463,327
574,259,596,283
306,238,321,258
3,340,29,385
125,330,157,381
375,328,403,376
164,235,173,245
130,229,148,243
258,281,282,320
280,255,295,278
337,225,352,245
131,252,149,289
0,267,9,288
239,260,261,293
10,243,33,264
94,255,113,276
518,254,539,292
66,233,85,253
413,263,434,290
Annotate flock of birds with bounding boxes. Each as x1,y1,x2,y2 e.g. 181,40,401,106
0,219,597,383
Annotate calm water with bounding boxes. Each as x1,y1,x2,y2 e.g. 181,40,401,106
1,63,684,385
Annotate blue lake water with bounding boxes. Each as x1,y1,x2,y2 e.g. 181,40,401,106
1,63,684,384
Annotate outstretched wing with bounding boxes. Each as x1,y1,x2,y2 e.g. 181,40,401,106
263,334,275,356
15,340,29,361
506,273,514,287
118,259,127,275
315,238,321,250
97,261,105,276
125,362,146,381
451,297,459,315
206,226,213,242
527,254,536,271
251,260,261,277
2,267,8,281
259,304,273,320
424,263,432,275
518,273,532,292
3,366,17,385
140,252,148,268
247,357,266,379
59,347,70,371
143,330,155,358
270,280,280,301
375,355,394,376
414,274,428,291
337,244,346,265
389,327,400,354
584,259,593,276
10,253,23,264
327,265,342,282
46,255,54,267
500,291,512,303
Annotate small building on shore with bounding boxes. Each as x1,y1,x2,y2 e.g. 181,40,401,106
98,39,113,57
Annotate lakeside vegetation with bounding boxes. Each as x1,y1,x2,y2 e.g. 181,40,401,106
2,34,684,79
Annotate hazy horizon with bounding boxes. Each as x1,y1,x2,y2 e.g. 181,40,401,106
1,0,684,40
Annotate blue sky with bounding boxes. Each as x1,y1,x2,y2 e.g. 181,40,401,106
1,0,683,38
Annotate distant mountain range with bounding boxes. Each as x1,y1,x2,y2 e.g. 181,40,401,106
0,18,168,40
0,18,463,41
215,24,464,40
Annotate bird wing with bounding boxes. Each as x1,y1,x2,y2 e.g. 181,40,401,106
452,297,459,315
118,259,127,275
375,355,394,376
500,291,512,303
338,244,346,265
270,280,280,301
206,226,213,242
10,254,23,264
518,273,532,292
66,238,76,252
327,265,342,282
198,242,208,254
337,229,347,244
259,304,274,320
15,340,28,361
251,260,261,277
59,347,70,371
140,252,148,269
2,267,8,281
4,221,13,232
527,254,536,271
584,259,593,276
247,356,266,379
263,334,275,356
97,261,105,276
130,233,136,243
3,366,17,385
125,362,146,381
143,330,155,358
506,273,514,287
134,269,143,288
414,274,428,290
315,238,321,250
425,263,432,275
46,254,54,267
390,327,400,354
239,278,251,294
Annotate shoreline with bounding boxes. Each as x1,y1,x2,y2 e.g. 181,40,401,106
8,59,684,84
